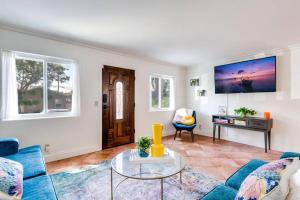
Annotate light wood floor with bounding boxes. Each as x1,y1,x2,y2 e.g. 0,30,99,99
47,134,281,181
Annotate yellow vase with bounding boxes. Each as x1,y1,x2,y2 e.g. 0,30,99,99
151,123,164,157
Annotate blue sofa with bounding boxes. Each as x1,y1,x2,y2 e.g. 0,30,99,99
202,152,300,200
0,138,57,200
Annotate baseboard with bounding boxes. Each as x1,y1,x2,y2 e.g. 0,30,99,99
194,129,283,151
44,130,206,163
193,129,212,137
163,129,205,137
44,145,102,163
163,129,176,136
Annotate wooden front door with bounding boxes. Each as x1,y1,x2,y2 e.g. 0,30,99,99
102,65,135,149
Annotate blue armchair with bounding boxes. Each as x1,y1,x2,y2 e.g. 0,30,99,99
172,110,197,142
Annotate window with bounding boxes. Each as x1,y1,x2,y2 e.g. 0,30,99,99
115,81,123,120
150,74,174,111
1,50,80,120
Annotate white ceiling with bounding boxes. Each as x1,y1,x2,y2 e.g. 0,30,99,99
0,0,300,66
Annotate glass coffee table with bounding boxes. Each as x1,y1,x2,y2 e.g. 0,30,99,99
110,148,186,200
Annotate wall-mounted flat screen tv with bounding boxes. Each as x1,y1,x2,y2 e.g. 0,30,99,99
214,56,276,94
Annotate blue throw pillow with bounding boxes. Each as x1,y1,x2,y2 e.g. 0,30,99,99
0,157,23,200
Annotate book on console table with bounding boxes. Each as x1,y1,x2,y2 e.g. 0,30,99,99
129,149,174,164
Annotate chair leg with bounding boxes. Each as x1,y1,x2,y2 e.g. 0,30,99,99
191,130,194,142
179,130,182,137
174,130,178,140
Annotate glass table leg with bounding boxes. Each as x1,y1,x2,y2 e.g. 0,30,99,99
161,178,163,200
180,171,182,184
111,167,113,200
140,164,142,178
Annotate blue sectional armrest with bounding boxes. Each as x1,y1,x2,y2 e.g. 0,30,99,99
0,138,19,156
280,152,300,159
225,159,267,190
202,184,237,200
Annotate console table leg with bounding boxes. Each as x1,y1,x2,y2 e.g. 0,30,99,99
264,131,267,153
213,124,216,141
268,131,271,150
161,179,163,200
218,125,221,140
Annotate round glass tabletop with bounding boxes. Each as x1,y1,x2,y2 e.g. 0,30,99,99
111,148,186,180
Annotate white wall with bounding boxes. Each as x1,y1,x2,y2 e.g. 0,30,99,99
186,47,300,153
0,28,186,162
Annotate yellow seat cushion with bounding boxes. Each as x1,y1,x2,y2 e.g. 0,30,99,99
181,116,195,125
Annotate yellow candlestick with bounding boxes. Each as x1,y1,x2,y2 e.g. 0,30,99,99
151,123,164,157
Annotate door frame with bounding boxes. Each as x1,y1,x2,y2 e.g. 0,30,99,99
101,65,135,149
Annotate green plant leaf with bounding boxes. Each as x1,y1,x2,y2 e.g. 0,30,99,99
137,136,152,150
234,107,256,117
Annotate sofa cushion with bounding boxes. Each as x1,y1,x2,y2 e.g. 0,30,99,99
225,159,267,190
280,152,300,159
5,145,46,179
202,184,237,200
172,122,197,130
23,175,57,200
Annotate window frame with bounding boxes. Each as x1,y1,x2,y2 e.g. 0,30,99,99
1,51,80,121
149,74,175,112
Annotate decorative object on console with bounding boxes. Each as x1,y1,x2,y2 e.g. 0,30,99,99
137,136,152,157
264,112,271,120
234,119,247,126
234,107,257,118
218,106,227,115
190,78,199,86
151,123,164,157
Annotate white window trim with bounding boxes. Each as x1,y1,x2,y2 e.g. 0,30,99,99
1,50,80,121
149,74,175,112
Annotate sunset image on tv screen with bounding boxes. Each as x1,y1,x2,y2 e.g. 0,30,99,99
214,56,276,93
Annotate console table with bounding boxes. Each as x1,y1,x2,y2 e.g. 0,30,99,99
212,115,273,153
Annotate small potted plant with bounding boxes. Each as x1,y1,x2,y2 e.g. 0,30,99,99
137,136,152,157
234,107,257,118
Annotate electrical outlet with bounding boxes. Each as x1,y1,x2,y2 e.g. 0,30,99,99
44,144,50,154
